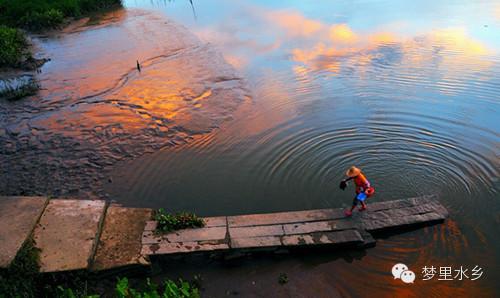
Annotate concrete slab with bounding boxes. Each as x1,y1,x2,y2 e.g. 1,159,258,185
282,230,364,246
228,209,345,227
137,196,447,259
142,226,227,244
283,220,355,235
33,199,106,272
0,196,48,268
229,225,284,238
142,241,229,255
91,206,152,271
362,211,445,232
231,236,282,249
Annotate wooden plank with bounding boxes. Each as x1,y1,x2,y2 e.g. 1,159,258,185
229,225,284,238
142,226,227,244
33,199,106,272
0,196,48,268
142,241,229,255
91,206,152,271
228,209,345,227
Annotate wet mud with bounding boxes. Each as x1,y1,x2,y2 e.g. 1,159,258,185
0,9,249,199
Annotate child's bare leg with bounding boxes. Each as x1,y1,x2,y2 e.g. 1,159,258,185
345,197,358,216
359,201,367,211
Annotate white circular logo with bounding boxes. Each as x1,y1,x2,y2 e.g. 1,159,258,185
392,263,409,279
401,270,416,284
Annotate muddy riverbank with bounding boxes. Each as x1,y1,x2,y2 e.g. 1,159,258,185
0,8,249,199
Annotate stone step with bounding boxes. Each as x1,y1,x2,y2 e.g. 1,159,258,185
0,196,48,268
33,199,106,272
91,205,153,271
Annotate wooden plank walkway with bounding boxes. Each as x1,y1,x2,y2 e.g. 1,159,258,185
0,195,448,272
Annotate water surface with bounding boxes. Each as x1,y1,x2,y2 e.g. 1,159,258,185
0,0,498,296
111,0,499,296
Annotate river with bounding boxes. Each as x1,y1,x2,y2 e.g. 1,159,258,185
1,0,499,297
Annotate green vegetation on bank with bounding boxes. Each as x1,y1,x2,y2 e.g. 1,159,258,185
0,0,122,68
154,209,206,233
0,238,201,298
0,0,122,31
0,25,29,67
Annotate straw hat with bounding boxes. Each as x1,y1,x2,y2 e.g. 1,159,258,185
346,166,361,177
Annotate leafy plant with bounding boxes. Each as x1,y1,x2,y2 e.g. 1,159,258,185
115,277,200,298
56,285,99,298
278,273,289,285
154,209,205,233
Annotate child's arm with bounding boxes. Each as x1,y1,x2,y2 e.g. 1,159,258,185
339,177,352,190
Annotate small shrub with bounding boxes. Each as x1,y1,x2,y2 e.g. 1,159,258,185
154,208,205,233
0,25,28,66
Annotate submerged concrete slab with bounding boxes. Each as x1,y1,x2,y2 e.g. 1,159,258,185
33,199,106,272
91,206,152,271
0,196,48,268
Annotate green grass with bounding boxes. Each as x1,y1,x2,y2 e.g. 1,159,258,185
154,209,206,233
0,238,40,297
